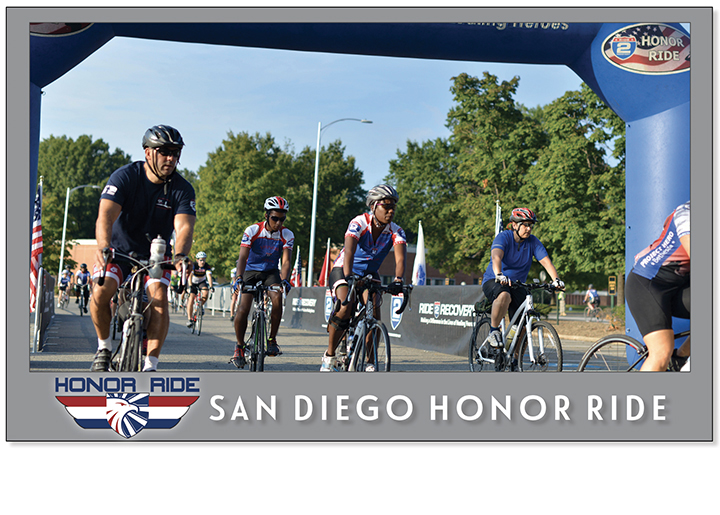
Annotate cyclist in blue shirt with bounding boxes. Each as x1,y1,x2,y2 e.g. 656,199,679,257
583,284,600,311
321,184,407,372
89,125,196,372
481,207,564,351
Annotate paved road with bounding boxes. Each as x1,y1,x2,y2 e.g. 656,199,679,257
31,305,593,372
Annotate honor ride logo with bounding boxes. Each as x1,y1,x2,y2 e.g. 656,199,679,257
55,376,199,439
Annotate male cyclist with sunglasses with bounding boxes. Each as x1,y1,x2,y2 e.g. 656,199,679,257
321,184,407,372
481,208,564,359
89,125,196,372
230,196,294,368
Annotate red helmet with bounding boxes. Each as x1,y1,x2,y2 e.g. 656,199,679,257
510,207,537,223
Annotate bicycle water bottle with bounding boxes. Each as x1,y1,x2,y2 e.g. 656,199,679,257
506,325,517,350
149,237,166,278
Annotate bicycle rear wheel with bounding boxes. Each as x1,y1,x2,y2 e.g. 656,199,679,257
577,334,647,372
468,319,494,372
517,321,563,372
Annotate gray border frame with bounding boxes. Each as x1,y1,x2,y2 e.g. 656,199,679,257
8,7,712,441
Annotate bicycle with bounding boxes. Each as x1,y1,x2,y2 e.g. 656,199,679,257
76,284,90,316
57,287,70,309
468,280,563,372
190,287,211,335
584,303,603,322
333,275,412,372
576,330,690,372
96,238,178,372
232,281,284,371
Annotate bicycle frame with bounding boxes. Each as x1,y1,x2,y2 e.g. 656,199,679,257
473,280,557,370
242,282,283,371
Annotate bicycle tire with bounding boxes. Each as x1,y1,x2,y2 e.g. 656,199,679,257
366,321,391,371
517,320,563,372
116,318,142,372
468,319,493,372
79,294,84,316
197,304,203,336
577,334,647,372
348,322,366,372
257,311,266,372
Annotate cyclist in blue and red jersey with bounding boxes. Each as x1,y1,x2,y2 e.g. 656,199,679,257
626,201,690,371
320,184,407,372
89,125,196,372
481,208,564,355
230,196,294,368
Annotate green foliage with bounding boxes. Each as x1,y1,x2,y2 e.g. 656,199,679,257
191,131,365,278
387,73,625,284
37,134,132,274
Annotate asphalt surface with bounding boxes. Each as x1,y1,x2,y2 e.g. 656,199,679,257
31,303,596,372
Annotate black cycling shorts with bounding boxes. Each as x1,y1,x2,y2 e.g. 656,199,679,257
626,268,690,336
189,279,209,295
242,269,281,290
482,280,527,323
327,267,380,299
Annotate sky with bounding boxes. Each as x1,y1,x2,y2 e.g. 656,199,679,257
38,35,585,190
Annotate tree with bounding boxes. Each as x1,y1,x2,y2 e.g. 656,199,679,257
37,134,131,274
386,138,460,270
520,84,625,290
191,132,366,280
444,72,546,272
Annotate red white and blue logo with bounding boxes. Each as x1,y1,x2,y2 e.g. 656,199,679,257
57,393,198,439
390,294,404,330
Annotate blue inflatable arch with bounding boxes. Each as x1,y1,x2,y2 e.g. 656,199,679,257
30,20,691,342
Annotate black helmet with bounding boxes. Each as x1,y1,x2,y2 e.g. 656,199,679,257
142,125,184,149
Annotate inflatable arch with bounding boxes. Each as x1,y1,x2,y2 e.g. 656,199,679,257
30,20,691,343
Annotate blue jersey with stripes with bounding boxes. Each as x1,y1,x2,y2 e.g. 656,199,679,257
241,221,294,272
333,213,407,275
633,201,690,280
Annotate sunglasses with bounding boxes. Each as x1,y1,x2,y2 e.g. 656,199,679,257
270,215,286,223
378,202,396,211
155,147,181,158
519,222,535,228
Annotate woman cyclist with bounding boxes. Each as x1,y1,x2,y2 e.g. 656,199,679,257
626,201,690,371
320,184,407,372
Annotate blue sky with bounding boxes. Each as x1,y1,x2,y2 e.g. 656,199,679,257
39,35,585,189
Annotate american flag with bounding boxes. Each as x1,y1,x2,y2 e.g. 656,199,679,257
30,180,43,312
289,245,302,287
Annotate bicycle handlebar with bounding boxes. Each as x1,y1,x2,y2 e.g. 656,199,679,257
96,247,176,287
511,280,563,293
339,274,413,313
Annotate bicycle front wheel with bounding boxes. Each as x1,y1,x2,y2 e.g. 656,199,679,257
256,312,266,372
468,319,493,372
517,321,563,372
366,321,391,371
577,334,647,372
116,318,143,372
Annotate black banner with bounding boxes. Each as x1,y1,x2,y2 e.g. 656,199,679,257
281,286,485,356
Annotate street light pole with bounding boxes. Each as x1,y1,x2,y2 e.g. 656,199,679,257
58,184,102,280
306,118,372,287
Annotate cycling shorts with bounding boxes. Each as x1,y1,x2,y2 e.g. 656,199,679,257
328,267,380,299
482,280,527,323
92,261,172,290
626,268,690,336
242,269,281,291
189,279,209,295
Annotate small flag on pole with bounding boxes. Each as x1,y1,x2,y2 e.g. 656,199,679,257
494,200,503,236
411,220,426,286
290,245,302,287
318,238,331,287
30,179,44,312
